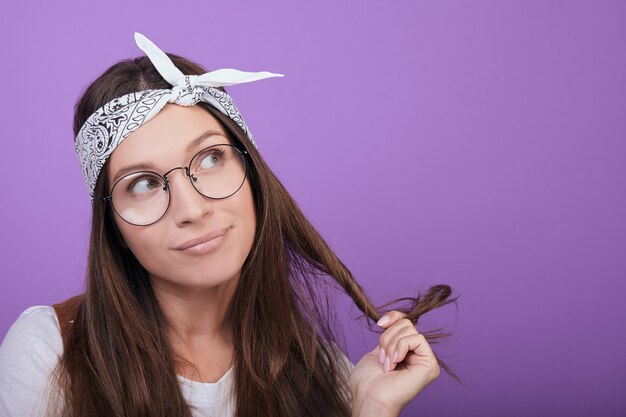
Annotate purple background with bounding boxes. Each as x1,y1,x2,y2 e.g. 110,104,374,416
1,1,625,416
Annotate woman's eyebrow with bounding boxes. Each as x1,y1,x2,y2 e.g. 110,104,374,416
112,130,227,184
185,129,227,153
112,162,156,185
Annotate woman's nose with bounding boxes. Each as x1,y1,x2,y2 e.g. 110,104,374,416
166,169,214,226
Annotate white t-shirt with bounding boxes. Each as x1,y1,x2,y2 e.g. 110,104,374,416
0,306,354,417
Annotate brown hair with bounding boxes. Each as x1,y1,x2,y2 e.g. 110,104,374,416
51,52,460,417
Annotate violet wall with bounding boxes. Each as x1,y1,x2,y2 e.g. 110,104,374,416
1,1,624,416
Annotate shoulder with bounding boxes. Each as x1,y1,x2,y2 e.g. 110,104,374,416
0,305,63,417
0,305,63,359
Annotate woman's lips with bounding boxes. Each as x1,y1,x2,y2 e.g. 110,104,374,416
174,228,229,255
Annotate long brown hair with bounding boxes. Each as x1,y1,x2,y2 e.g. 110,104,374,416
50,52,460,417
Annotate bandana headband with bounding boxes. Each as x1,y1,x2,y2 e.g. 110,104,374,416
74,32,283,201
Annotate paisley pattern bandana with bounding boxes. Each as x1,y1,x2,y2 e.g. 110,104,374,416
74,32,283,201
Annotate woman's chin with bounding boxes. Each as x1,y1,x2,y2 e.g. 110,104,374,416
149,269,241,293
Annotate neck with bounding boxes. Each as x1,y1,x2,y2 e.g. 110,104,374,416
153,278,237,339
149,273,239,381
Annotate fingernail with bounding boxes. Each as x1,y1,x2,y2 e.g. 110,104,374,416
391,350,398,363
384,356,391,372
377,316,390,327
378,347,386,365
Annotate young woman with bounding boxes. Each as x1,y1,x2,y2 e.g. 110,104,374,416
0,33,459,417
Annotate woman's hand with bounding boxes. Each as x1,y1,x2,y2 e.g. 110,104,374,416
350,310,440,417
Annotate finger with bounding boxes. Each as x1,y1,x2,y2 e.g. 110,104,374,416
378,319,414,368
392,333,437,373
378,317,414,344
389,332,422,371
376,310,408,329
407,332,436,362
384,326,418,371
378,319,416,372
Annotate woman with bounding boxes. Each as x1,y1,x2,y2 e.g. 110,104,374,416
0,33,459,417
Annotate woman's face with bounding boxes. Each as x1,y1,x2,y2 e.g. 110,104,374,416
106,104,257,291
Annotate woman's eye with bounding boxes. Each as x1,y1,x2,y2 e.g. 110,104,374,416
199,151,224,169
129,176,162,195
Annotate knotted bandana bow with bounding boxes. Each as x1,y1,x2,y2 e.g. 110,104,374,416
75,32,283,201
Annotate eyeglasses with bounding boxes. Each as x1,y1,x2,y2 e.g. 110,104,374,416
104,144,248,226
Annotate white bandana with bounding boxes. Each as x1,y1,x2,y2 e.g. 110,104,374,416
74,32,283,201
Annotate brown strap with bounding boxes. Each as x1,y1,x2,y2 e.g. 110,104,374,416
52,294,84,349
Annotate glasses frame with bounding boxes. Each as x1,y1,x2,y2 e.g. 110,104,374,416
103,143,249,226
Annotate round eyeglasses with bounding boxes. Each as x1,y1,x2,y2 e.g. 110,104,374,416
104,144,248,226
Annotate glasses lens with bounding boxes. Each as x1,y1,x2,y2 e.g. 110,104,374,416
111,172,169,225
189,145,246,199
